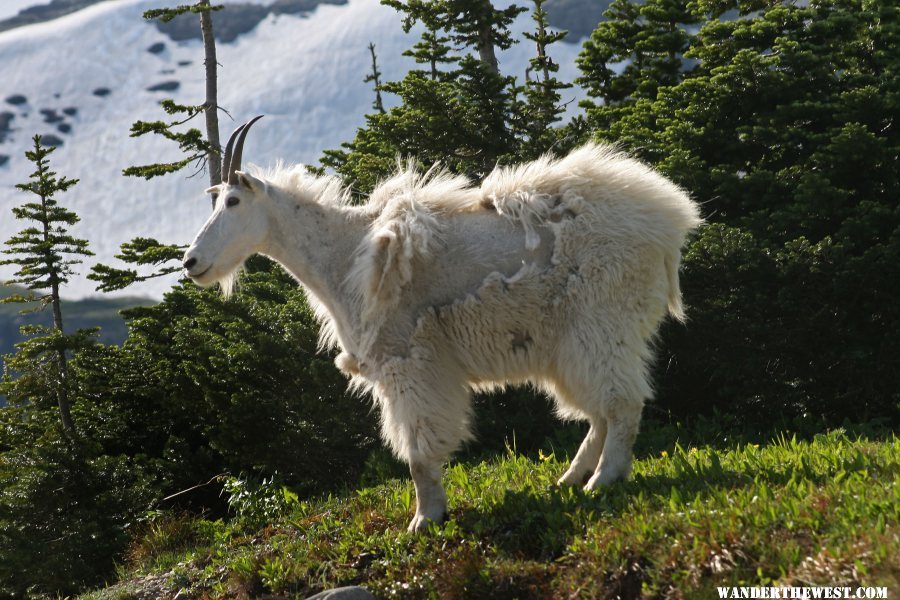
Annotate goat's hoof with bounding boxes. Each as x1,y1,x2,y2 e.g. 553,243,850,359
407,511,448,533
557,469,592,487
584,469,628,491
407,515,430,533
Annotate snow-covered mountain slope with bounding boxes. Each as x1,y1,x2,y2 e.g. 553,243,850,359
0,0,586,299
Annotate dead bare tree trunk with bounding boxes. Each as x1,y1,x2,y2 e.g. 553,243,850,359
199,0,221,202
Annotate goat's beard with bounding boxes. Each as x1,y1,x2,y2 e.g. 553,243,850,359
217,266,243,298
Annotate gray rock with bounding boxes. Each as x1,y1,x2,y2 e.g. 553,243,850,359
154,0,348,44
306,586,376,600
146,81,180,93
0,111,13,143
0,0,106,34
541,0,613,40
40,108,64,123
40,134,65,147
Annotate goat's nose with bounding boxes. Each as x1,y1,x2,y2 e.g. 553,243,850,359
183,257,197,270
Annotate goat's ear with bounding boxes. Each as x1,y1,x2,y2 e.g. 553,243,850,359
235,171,263,191
205,185,221,200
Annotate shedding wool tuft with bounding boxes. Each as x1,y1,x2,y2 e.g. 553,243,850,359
481,143,702,319
348,162,481,327
343,143,701,331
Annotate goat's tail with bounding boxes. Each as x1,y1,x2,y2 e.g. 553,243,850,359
665,252,687,323
662,193,702,323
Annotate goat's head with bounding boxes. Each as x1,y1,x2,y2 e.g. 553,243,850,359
183,116,268,295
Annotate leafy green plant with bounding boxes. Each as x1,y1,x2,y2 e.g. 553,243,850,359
220,473,299,529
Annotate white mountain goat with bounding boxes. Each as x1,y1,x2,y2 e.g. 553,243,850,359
183,117,702,532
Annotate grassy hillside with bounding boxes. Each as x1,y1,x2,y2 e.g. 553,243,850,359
84,430,898,599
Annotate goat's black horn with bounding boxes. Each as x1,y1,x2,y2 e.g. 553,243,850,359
220,122,246,185
227,115,264,185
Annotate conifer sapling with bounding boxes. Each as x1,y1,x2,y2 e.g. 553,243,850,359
1,135,96,439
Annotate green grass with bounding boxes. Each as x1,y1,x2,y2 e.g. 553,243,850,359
85,430,899,599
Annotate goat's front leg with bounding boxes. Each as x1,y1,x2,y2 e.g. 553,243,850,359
408,457,448,532
374,356,472,532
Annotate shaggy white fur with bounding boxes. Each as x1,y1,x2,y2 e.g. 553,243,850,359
183,143,702,532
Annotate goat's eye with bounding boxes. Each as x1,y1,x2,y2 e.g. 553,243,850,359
226,196,240,207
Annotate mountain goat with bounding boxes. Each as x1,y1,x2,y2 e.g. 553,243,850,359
183,117,702,531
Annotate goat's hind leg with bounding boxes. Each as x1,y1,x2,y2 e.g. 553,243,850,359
550,328,649,490
585,401,642,489
544,376,608,487
558,419,607,486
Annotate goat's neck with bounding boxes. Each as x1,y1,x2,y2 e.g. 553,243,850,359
262,196,371,354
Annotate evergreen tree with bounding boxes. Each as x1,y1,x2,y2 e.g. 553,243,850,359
0,421,155,597
405,26,455,81
323,0,526,190
382,0,525,74
578,0,900,422
88,236,185,292
1,135,95,439
90,259,379,497
512,0,573,158
366,42,387,114
0,140,155,598
577,0,698,119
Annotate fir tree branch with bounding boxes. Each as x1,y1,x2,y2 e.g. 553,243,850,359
88,238,186,292
143,3,223,23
